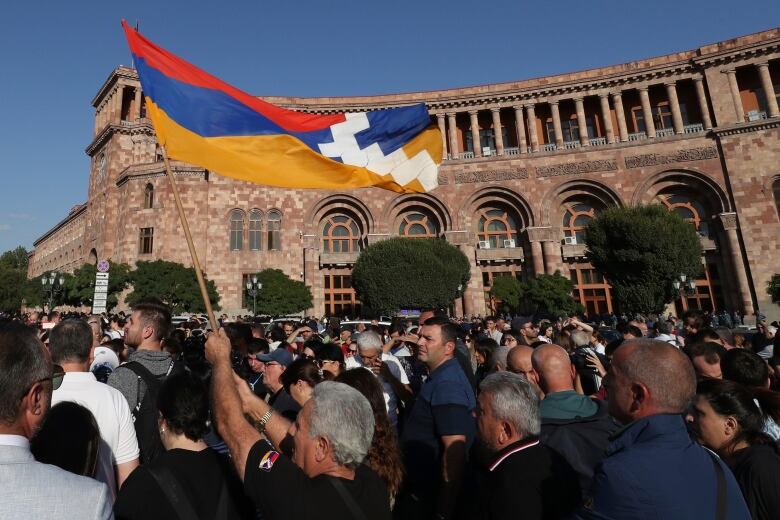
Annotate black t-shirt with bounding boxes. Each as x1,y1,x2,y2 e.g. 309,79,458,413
728,444,780,520
114,447,254,520
268,388,301,422
244,439,391,520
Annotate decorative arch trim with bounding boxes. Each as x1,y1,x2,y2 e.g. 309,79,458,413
630,168,731,213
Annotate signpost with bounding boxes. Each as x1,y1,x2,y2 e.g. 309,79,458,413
92,260,110,314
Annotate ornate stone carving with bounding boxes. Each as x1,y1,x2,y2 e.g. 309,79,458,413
625,146,718,168
451,169,528,185
535,160,617,178
526,226,556,242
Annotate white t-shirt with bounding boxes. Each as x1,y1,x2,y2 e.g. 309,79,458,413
52,371,140,500
346,352,410,428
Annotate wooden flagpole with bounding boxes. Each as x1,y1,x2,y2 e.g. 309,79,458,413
160,147,219,331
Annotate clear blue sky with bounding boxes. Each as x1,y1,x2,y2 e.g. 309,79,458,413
0,0,778,255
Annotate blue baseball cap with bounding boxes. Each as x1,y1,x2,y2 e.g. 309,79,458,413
256,348,293,367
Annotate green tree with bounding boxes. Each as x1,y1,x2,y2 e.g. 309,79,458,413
0,246,30,312
22,272,73,310
767,274,780,304
63,262,133,311
585,204,703,314
126,260,221,314
248,269,313,316
490,276,524,314
524,272,584,317
0,245,29,271
351,237,471,314
0,267,28,312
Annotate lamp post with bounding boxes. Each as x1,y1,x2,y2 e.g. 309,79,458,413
41,271,65,312
673,273,697,310
245,276,262,316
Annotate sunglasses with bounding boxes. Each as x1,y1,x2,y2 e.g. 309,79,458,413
34,364,64,392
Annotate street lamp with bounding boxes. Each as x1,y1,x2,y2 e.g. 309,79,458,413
41,271,65,312
673,273,696,295
246,276,262,316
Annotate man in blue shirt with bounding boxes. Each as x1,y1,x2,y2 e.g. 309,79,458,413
577,339,750,519
397,316,476,520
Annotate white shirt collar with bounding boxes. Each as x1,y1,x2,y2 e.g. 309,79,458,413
60,371,97,382
0,434,30,449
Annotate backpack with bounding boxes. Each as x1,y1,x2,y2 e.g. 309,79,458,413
125,359,179,464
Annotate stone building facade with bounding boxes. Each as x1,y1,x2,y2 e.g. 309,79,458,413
29,28,780,319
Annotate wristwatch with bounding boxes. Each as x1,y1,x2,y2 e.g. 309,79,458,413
254,410,273,434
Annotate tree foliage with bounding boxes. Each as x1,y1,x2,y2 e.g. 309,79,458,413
63,262,133,311
248,268,313,316
524,272,584,317
490,276,524,314
0,246,29,272
585,204,703,314
126,260,221,314
767,274,780,305
0,246,30,313
352,238,471,314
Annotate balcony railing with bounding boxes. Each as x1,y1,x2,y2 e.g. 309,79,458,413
563,140,581,149
541,143,557,152
656,127,675,138
504,147,520,156
589,137,607,146
628,131,647,141
684,123,704,133
746,110,768,122
459,151,475,160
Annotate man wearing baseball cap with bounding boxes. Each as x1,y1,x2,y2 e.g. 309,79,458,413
255,349,300,421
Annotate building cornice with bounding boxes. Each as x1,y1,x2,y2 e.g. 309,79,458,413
85,119,155,156
712,117,780,137
115,161,207,187
33,204,87,247
91,66,138,107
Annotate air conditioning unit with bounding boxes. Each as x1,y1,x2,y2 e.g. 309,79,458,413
482,147,492,156
746,110,761,122
479,240,491,249
564,236,577,245
503,239,516,248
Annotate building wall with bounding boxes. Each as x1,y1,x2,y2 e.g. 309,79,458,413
29,28,780,319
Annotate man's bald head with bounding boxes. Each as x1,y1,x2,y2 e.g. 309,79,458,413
507,346,535,380
608,339,696,423
532,344,575,393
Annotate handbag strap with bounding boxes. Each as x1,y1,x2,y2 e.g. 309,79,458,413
707,450,727,520
146,464,202,520
329,476,368,520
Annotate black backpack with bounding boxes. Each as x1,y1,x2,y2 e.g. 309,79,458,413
125,360,179,464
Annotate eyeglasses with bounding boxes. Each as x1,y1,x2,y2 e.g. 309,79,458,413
34,364,65,392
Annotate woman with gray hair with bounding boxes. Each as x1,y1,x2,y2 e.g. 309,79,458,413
206,328,391,520
473,371,580,519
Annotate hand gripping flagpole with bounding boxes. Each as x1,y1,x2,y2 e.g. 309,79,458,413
160,147,219,331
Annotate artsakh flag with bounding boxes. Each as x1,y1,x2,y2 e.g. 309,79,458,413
122,21,442,193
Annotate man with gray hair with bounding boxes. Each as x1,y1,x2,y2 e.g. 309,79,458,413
206,328,391,519
0,321,112,519
473,372,580,519
346,330,412,429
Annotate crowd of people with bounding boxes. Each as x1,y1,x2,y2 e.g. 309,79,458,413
2,303,780,519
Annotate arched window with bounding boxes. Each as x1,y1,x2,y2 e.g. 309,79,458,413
322,215,361,253
656,193,710,237
477,207,520,248
773,179,780,222
248,210,262,251
144,183,154,209
563,203,598,245
398,210,438,238
229,209,244,251
267,210,282,251
96,153,106,183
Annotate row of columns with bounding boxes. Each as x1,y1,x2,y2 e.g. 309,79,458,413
435,77,716,160
454,214,755,316
725,62,780,121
